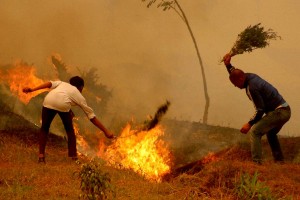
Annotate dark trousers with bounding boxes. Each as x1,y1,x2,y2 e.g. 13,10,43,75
267,126,285,161
39,107,77,157
250,106,291,163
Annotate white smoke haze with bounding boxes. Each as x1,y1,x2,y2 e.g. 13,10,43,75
0,0,300,137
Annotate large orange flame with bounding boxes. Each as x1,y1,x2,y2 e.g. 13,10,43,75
98,124,172,182
1,61,46,104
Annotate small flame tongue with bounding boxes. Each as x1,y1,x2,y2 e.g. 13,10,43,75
99,124,172,182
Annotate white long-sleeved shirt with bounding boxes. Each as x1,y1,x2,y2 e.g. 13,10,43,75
43,81,96,119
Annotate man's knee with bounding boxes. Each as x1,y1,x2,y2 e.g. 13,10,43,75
249,127,262,138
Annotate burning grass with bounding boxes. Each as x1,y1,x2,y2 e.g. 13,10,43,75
0,102,299,199
1,121,300,199
99,124,172,183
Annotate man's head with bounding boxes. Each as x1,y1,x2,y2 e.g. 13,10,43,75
69,76,84,92
229,69,246,89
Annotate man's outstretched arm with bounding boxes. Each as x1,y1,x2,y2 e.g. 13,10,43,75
23,82,52,93
90,117,115,139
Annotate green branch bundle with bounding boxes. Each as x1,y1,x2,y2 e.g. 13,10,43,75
228,23,281,57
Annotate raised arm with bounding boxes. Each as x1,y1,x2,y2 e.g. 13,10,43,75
223,53,236,74
23,82,52,93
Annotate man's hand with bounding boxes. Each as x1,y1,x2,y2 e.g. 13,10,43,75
105,131,115,139
223,53,232,65
240,123,252,134
22,87,32,93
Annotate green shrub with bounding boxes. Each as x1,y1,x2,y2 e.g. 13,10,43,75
76,160,115,200
235,171,274,200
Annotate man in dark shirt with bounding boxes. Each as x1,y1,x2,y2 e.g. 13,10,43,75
223,54,291,164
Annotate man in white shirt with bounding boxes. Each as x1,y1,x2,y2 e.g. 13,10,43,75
23,76,114,163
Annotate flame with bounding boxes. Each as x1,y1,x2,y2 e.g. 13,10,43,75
201,152,219,164
1,61,46,104
96,138,106,157
98,124,172,182
73,118,90,155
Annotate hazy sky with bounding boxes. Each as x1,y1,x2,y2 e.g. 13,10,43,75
1,0,300,136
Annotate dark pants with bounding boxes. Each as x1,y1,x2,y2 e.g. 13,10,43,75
39,107,77,157
250,106,291,163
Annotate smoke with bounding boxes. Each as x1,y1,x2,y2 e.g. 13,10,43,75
1,1,299,138
159,119,246,166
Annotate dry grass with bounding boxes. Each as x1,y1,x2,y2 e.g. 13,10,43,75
0,132,81,200
1,127,300,200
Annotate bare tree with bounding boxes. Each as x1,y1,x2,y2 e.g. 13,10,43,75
142,0,210,124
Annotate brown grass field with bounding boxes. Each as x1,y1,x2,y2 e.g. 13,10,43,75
0,113,299,199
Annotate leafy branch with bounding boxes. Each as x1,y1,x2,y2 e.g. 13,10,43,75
229,23,281,57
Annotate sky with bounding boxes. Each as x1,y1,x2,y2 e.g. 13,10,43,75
0,0,300,136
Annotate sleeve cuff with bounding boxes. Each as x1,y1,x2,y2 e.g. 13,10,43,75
226,64,235,74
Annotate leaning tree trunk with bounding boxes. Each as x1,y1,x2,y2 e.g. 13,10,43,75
175,0,210,124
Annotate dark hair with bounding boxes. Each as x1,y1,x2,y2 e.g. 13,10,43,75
69,76,84,89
